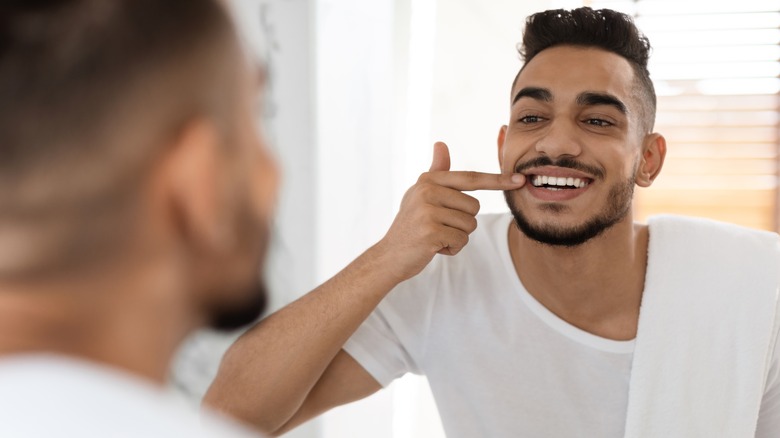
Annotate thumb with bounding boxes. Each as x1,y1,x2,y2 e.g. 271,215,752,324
429,141,451,172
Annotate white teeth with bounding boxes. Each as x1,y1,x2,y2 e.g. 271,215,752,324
529,175,590,189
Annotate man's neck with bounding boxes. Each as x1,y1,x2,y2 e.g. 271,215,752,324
508,216,649,341
0,262,194,384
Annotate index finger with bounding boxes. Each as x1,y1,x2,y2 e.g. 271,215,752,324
422,170,526,192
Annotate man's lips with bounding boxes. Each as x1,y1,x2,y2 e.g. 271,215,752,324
522,166,595,190
517,166,596,201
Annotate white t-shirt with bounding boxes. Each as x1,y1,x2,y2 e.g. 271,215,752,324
0,354,259,438
343,213,780,438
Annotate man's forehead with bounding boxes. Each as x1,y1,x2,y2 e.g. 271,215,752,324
512,45,636,102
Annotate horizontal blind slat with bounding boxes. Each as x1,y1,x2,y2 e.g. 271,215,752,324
586,0,780,231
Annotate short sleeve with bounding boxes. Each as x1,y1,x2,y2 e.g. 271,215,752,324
342,256,442,387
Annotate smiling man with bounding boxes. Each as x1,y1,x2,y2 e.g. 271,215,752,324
206,7,780,437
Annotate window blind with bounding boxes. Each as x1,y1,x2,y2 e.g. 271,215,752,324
586,0,780,231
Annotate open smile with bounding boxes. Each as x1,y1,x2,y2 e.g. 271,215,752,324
529,175,591,190
520,166,597,202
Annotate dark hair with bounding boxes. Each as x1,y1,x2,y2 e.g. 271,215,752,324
0,0,236,277
517,7,656,133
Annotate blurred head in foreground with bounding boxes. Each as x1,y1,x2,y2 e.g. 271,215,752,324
0,0,279,379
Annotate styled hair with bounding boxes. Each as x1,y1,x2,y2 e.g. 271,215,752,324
517,7,656,133
0,0,236,277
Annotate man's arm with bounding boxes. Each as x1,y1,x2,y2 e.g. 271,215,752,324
203,143,525,435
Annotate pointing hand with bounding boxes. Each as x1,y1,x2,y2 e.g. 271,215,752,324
379,141,525,282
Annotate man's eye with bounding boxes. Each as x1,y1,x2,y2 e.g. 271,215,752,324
584,118,612,127
519,115,543,124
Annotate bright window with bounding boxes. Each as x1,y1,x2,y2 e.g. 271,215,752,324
588,0,780,231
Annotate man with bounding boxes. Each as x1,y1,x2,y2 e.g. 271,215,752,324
0,0,277,436
206,7,780,438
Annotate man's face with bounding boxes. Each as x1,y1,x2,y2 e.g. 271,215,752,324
203,53,280,331
500,45,646,246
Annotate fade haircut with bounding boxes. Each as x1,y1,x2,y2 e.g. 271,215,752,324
516,7,656,134
0,0,237,278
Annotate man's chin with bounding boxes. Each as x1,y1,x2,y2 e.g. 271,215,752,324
206,213,272,332
503,178,633,247
513,216,614,247
208,280,268,332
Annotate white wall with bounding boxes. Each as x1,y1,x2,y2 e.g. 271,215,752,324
316,1,559,436
429,0,557,213
314,0,402,435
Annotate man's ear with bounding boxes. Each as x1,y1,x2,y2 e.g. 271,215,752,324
497,125,508,169
635,133,667,188
162,118,228,251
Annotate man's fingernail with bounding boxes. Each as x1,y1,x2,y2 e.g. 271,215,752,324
511,174,524,184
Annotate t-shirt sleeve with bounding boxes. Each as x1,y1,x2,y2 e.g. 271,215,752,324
342,257,442,388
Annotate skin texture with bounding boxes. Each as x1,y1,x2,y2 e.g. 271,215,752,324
204,45,666,434
0,18,280,384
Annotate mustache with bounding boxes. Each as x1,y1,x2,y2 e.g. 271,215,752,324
514,156,605,180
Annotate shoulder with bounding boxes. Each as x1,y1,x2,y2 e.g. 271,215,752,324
647,215,779,249
647,214,780,273
0,355,257,438
647,214,778,285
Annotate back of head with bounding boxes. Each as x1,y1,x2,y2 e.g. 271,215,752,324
0,0,235,278
518,7,656,132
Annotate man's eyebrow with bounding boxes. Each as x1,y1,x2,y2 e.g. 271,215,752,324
576,92,627,114
512,87,553,106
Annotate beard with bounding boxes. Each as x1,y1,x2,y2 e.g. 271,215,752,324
209,276,268,331
504,157,635,247
205,201,271,332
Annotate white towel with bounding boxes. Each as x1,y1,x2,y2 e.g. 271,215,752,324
624,215,780,438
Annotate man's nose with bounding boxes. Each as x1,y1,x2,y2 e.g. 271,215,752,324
534,119,582,159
